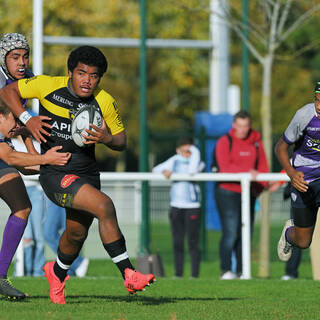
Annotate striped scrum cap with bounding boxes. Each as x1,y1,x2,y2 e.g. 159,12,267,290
315,82,320,93
0,33,29,76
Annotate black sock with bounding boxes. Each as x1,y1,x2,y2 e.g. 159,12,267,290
103,236,134,278
53,249,78,282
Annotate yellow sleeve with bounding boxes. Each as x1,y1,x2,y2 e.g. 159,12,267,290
18,75,48,100
95,90,125,135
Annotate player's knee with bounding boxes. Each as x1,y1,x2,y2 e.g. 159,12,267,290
296,238,312,249
96,198,116,218
14,206,31,220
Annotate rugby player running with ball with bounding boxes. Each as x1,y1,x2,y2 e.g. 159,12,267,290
0,45,155,304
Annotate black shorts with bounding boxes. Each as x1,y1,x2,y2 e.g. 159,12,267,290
40,172,100,208
291,179,320,228
291,179,320,209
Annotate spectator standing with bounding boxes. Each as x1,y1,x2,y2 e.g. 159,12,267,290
152,136,204,278
213,110,269,279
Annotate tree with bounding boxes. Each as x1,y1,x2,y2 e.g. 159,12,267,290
210,0,320,166
5,1,319,172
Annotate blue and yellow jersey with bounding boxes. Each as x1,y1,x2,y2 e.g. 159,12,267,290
18,75,125,175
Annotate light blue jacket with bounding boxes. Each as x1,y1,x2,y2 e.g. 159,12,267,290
152,145,204,208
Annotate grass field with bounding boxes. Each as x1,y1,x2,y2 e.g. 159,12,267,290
0,223,319,320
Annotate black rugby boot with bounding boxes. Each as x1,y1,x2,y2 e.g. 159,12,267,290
0,276,26,300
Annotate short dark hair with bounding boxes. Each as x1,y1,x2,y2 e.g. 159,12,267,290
233,110,251,121
177,136,194,147
67,46,108,77
0,99,10,116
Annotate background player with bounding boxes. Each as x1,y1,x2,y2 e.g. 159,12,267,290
0,45,155,304
0,32,70,300
276,82,320,262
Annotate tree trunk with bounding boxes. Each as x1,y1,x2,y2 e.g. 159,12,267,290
260,54,273,167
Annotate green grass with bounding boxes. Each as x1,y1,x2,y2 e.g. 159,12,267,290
0,223,318,320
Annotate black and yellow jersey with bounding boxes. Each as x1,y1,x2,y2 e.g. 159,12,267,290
18,75,125,175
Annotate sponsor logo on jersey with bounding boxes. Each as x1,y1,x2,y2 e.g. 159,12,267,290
69,102,101,120
77,102,95,110
46,88,76,110
24,76,38,84
52,94,74,107
307,126,320,131
52,121,71,132
50,130,73,140
306,138,320,151
60,174,80,189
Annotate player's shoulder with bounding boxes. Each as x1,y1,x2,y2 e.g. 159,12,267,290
20,75,68,92
290,103,315,123
37,75,68,86
295,103,314,115
94,87,115,106
48,75,68,88
21,74,67,84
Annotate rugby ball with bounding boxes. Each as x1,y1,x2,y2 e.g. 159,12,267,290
71,105,103,147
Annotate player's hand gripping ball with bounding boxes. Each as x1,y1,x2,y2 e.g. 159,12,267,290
71,106,103,147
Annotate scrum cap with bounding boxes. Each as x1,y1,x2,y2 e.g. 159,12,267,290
0,33,29,76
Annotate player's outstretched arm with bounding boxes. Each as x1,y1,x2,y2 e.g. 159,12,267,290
0,82,51,143
42,146,71,166
1,144,71,168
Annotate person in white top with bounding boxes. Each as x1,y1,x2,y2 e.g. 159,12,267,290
152,136,204,278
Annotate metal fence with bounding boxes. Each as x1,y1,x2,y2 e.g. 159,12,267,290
0,172,289,277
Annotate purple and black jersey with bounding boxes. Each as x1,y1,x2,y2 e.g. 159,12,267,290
283,103,320,182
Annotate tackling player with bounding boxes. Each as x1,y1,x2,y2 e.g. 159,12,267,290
0,45,155,304
0,33,70,300
275,82,320,262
